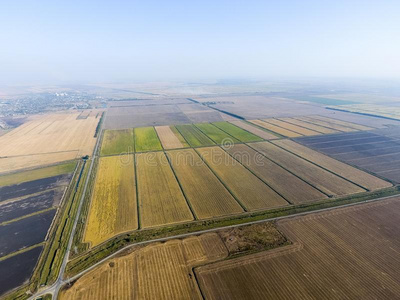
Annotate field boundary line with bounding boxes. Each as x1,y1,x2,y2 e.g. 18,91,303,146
0,242,45,262
291,116,347,132
193,147,248,212
219,145,293,205
0,207,56,227
210,122,259,143
244,120,283,139
265,118,321,136
270,141,370,192
246,142,332,198
276,118,327,134
257,119,305,137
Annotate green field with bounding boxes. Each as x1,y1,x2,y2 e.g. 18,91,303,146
175,124,215,147
134,127,163,152
170,126,190,147
213,122,263,142
0,161,76,187
194,123,239,144
100,129,135,156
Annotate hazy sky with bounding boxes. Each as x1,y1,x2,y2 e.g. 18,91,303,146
1,0,399,83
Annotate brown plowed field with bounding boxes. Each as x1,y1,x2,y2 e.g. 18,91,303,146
196,198,400,299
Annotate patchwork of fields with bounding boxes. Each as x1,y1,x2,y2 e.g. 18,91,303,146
0,162,75,296
296,130,400,183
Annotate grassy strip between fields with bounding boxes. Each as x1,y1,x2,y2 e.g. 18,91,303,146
65,185,400,278
2,159,88,300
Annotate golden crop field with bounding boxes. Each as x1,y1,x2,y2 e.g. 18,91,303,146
310,115,374,131
84,155,137,247
196,147,288,210
272,139,392,191
263,119,320,136
225,144,327,204
167,149,243,219
229,120,278,140
0,111,99,173
195,198,400,299
136,151,193,228
295,116,356,132
251,142,364,196
155,126,188,150
59,233,228,300
249,119,302,138
278,117,339,134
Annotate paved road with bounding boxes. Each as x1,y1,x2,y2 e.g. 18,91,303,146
30,191,399,299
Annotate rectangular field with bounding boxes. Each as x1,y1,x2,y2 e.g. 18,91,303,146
155,126,189,149
100,129,134,156
195,198,400,299
249,120,302,138
273,139,392,191
175,124,215,147
196,147,288,210
84,155,138,247
136,152,193,228
278,117,339,134
250,142,364,196
229,120,278,140
0,209,55,257
167,149,243,219
212,122,264,142
262,119,320,136
134,127,163,152
310,115,374,130
294,116,357,132
225,144,327,204
59,233,228,300
194,123,240,144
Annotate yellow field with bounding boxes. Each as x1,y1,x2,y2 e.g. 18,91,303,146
250,142,364,196
196,147,288,210
295,116,356,132
278,117,339,134
155,126,187,149
195,198,400,299
272,139,392,191
84,155,137,247
0,111,99,173
263,119,320,136
229,120,278,140
136,151,193,228
167,149,243,219
225,144,326,204
310,115,373,130
249,119,302,137
59,233,228,300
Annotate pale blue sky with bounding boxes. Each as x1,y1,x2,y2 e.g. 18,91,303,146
0,0,399,83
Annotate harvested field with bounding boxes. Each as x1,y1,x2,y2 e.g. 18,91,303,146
196,147,287,210
212,121,264,142
250,142,364,196
0,151,78,174
249,119,302,138
100,129,134,156
134,127,162,152
0,209,55,257
0,174,72,202
229,120,277,140
136,152,193,228
0,189,62,224
297,132,400,183
84,155,137,247
0,161,76,187
155,126,188,149
273,139,392,191
194,123,240,144
225,144,326,204
278,117,339,134
0,112,99,172
167,149,243,219
195,198,400,300
175,124,215,147
0,246,43,297
263,119,320,136
310,115,374,130
295,116,357,132
60,233,227,300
